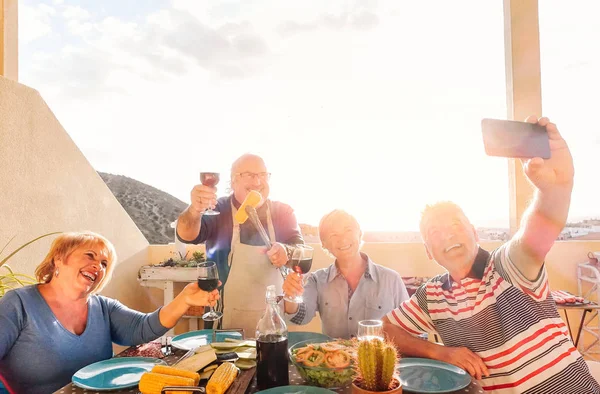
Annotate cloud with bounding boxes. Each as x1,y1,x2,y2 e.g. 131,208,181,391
62,5,91,21
62,5,93,36
156,10,269,78
24,6,271,100
277,10,380,37
18,3,55,44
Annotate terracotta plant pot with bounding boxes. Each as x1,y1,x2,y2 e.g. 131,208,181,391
352,378,402,394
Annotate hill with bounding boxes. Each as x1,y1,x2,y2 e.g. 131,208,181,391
98,172,187,244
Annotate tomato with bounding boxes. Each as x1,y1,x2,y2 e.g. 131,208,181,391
324,350,351,368
303,350,326,367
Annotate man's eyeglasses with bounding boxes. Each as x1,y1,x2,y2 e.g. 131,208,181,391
236,172,271,181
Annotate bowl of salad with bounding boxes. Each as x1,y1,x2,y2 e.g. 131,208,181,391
288,338,357,389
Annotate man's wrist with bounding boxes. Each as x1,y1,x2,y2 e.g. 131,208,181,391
284,299,300,314
188,205,204,218
427,342,445,360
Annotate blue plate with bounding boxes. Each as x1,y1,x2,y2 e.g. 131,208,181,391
288,332,331,348
72,357,166,390
398,358,471,393
171,329,244,350
256,385,336,394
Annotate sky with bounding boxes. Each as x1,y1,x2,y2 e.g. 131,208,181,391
17,0,600,231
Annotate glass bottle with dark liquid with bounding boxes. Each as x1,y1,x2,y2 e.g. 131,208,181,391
256,285,289,390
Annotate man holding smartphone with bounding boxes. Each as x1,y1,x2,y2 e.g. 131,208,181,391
383,117,600,393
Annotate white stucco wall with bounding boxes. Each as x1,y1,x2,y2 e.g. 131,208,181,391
0,75,151,312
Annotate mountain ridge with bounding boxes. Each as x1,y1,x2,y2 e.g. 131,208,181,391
98,172,187,244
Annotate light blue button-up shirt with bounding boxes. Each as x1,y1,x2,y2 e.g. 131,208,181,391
287,253,409,339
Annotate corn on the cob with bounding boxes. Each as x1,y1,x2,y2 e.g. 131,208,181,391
205,362,239,394
138,372,195,394
151,365,201,385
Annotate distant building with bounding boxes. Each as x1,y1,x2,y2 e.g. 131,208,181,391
477,228,509,241
561,227,591,239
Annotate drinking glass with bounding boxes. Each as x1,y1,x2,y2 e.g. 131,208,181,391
197,261,222,321
357,319,384,341
200,172,220,215
282,245,314,303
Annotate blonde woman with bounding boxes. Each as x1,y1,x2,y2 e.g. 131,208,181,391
0,231,219,394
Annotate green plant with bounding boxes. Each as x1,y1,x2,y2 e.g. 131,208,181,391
157,250,207,268
355,339,399,392
0,233,60,297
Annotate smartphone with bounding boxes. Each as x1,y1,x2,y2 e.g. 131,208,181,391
481,119,551,159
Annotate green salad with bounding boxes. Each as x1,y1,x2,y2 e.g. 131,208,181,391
291,340,357,388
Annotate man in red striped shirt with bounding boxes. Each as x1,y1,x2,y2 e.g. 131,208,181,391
383,116,599,393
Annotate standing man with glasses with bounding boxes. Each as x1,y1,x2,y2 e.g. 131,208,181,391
177,153,304,334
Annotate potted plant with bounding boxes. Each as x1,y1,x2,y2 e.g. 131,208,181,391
1,233,60,298
157,250,207,268
352,338,402,394
138,250,208,282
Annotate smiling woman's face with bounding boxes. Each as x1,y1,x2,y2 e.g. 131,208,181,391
55,245,110,295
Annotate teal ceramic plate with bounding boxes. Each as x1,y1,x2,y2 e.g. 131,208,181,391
398,358,471,393
171,329,243,350
256,385,337,394
287,332,331,348
72,357,166,390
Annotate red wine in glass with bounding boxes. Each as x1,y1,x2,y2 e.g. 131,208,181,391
283,245,314,303
291,258,312,275
197,261,222,321
197,278,219,291
200,172,220,187
199,172,220,215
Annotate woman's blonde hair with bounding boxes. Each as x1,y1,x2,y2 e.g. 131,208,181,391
35,231,117,293
318,209,363,257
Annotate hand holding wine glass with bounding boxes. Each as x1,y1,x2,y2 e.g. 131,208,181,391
199,172,220,215
190,185,217,216
182,281,221,307
283,245,313,303
197,261,223,321
282,270,304,300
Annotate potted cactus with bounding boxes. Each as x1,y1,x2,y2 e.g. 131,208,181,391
352,338,402,394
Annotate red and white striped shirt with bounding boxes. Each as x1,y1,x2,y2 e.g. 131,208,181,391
387,246,599,394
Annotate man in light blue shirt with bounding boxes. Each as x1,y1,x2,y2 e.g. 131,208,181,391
283,210,409,339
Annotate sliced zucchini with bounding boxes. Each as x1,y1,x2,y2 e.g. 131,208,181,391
235,359,257,370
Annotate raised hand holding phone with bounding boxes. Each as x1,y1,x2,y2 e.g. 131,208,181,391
481,118,551,159
520,116,573,191
481,116,573,191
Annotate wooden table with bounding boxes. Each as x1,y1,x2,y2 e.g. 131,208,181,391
55,347,483,394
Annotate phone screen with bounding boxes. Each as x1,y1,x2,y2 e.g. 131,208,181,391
481,119,551,159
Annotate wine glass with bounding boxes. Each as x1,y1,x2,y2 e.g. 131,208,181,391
197,261,222,321
200,172,220,215
283,245,313,303
357,319,384,341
